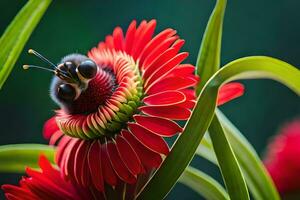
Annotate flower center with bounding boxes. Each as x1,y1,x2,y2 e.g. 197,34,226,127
66,68,117,114
56,51,143,140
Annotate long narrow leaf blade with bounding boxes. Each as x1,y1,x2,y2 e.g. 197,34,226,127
197,114,280,200
0,144,55,173
217,110,280,200
196,0,226,93
209,115,249,200
0,0,51,89
179,167,229,200
137,56,300,199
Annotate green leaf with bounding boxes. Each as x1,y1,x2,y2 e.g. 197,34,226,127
0,0,51,89
196,133,217,164
196,0,226,94
209,115,249,200
217,110,280,200
137,56,300,200
0,144,55,173
197,111,280,200
179,166,229,200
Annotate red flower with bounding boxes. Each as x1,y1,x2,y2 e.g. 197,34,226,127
2,155,107,200
42,19,244,192
264,119,300,194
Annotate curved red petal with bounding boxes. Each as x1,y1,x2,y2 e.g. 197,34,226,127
180,89,196,101
176,100,196,109
171,39,185,52
88,140,104,192
121,130,162,169
169,64,195,77
218,82,245,106
146,76,197,95
143,91,186,106
139,105,191,120
131,19,156,59
134,115,182,137
2,185,36,200
101,145,118,186
38,155,61,180
143,48,180,80
144,52,189,88
129,20,147,57
124,20,137,54
43,117,59,140
106,141,136,184
113,27,124,51
25,168,70,199
55,136,72,166
115,135,143,175
139,28,176,66
128,123,169,155
63,139,81,181
105,35,114,50
74,140,90,187
142,36,178,70
49,130,63,145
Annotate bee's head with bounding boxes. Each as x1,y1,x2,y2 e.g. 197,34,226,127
53,54,98,102
24,49,115,114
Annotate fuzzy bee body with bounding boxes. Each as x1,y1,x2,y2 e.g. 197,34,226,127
24,50,100,114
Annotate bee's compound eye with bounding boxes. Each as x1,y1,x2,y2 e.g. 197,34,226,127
57,84,76,101
77,60,98,79
64,62,76,71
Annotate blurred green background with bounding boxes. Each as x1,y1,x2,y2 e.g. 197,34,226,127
0,0,299,199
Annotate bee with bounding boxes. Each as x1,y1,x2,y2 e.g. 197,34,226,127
24,49,100,114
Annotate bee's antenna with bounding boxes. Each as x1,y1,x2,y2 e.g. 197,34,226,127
27,49,71,79
23,64,72,80
23,65,56,73
28,49,58,69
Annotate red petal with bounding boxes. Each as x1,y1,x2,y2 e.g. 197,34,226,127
134,115,182,137
6,193,28,200
139,105,191,120
121,130,162,169
132,20,156,59
142,36,178,70
180,89,196,101
43,117,59,140
124,20,137,54
63,139,80,182
139,28,176,66
130,20,147,56
113,27,124,51
145,52,189,88
101,145,118,186
218,83,245,106
88,140,104,192
39,155,56,173
176,100,196,109
74,140,90,187
106,141,136,184
146,76,197,95
128,123,169,155
169,64,195,77
25,167,72,199
2,185,36,200
171,39,185,52
143,48,180,80
105,35,114,50
115,135,143,175
143,91,186,106
49,130,63,145
56,136,72,166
